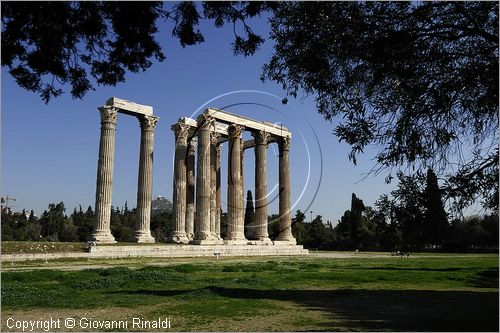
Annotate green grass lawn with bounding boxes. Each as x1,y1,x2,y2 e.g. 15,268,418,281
1,255,498,331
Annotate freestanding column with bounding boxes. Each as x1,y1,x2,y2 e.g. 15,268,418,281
225,124,247,244
275,136,296,244
252,130,272,244
210,133,223,243
185,139,196,241
169,122,190,244
215,144,222,239
134,115,159,243
193,114,217,244
91,106,118,243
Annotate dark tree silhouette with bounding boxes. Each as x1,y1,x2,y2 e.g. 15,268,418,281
423,169,449,247
3,2,497,211
391,173,426,250
1,1,271,102
262,2,499,212
350,193,366,249
244,190,256,240
291,210,307,245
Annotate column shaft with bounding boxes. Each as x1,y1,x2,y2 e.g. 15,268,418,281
169,123,190,244
135,115,159,243
225,124,247,244
210,133,223,242
215,144,222,238
91,106,118,243
253,131,272,244
240,139,245,229
276,136,296,244
193,114,216,244
185,140,196,241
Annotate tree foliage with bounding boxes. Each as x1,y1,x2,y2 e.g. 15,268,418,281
1,2,165,102
2,1,498,212
1,1,270,103
263,1,499,212
1,196,497,251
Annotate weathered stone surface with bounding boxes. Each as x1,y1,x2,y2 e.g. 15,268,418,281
94,244,308,258
106,97,153,116
204,108,291,138
276,136,296,244
169,122,190,244
91,106,118,244
185,140,196,241
253,130,273,244
193,115,219,245
215,144,222,240
171,108,296,249
135,115,159,243
210,133,224,243
225,124,247,244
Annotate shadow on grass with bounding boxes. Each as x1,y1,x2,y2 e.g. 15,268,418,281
356,266,475,272
468,268,500,289
112,288,499,331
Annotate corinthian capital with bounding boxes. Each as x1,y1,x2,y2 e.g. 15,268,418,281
252,130,271,145
210,132,221,145
140,115,159,130
98,106,118,124
197,113,215,130
228,124,244,138
280,136,291,151
172,123,190,140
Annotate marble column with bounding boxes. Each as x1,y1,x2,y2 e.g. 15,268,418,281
215,144,222,239
135,115,159,243
275,136,296,244
169,122,190,244
225,124,247,244
185,139,196,241
91,106,118,243
253,130,272,244
193,114,216,244
210,133,223,242
240,138,245,220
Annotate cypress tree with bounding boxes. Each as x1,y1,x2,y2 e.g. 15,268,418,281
244,190,256,239
424,169,449,247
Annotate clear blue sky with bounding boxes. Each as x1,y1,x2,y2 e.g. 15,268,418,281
1,13,398,224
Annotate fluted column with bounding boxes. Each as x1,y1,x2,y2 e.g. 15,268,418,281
225,124,247,244
193,114,216,244
275,136,296,244
135,115,159,243
185,139,196,241
215,144,222,239
210,133,223,243
240,137,245,219
91,106,118,243
253,130,272,244
169,122,190,244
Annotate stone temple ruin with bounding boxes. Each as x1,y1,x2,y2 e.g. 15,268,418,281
90,98,306,257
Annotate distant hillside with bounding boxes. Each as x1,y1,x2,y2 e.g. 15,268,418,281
151,195,172,214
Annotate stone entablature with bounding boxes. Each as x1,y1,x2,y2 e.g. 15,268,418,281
106,97,153,116
176,108,291,140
